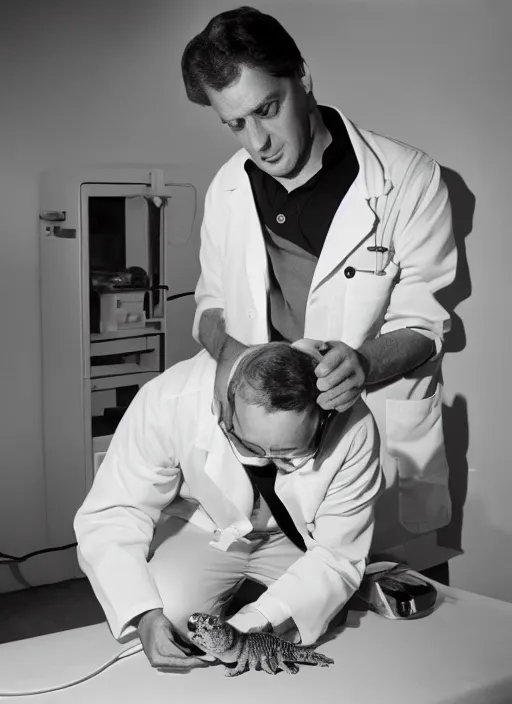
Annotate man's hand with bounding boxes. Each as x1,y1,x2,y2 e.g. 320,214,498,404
303,331,436,413
137,608,213,671
314,340,369,413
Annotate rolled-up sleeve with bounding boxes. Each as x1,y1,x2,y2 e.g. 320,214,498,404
381,159,457,359
74,379,181,641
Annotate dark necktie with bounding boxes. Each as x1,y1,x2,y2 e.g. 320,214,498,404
243,462,306,552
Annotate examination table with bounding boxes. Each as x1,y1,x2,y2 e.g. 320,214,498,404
0,581,511,703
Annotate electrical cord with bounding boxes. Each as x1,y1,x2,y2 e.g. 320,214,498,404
0,543,78,566
0,289,195,567
0,284,197,691
166,291,195,302
0,642,144,697
0,544,145,697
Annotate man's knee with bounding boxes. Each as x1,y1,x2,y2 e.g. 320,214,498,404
148,553,215,634
162,588,223,636
148,533,237,635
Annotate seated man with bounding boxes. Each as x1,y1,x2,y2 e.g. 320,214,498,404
74,342,383,671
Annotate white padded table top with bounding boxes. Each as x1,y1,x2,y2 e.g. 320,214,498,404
1,583,512,704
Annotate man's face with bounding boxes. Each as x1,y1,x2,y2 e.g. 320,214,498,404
205,65,313,179
230,396,319,460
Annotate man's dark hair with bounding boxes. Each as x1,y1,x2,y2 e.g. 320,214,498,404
182,6,305,106
228,342,319,414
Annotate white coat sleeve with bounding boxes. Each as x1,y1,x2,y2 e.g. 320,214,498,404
73,379,181,641
192,175,228,343
381,158,457,358
252,413,383,645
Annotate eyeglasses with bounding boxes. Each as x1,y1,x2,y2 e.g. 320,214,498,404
219,406,333,469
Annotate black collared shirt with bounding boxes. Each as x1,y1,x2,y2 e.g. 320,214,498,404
244,106,359,258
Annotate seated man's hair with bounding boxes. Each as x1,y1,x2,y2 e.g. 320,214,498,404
181,6,305,107
228,342,319,414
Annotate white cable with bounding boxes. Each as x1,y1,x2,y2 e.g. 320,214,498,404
0,642,144,697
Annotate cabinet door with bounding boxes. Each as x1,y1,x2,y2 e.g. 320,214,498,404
81,182,170,493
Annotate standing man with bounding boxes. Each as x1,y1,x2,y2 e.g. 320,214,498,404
181,6,457,575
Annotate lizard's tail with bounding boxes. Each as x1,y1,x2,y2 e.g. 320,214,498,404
310,652,334,667
281,640,334,667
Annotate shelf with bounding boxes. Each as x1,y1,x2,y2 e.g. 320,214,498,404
90,325,163,342
91,336,156,356
90,371,159,392
91,362,149,378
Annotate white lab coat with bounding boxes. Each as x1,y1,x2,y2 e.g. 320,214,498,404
74,350,382,645
193,108,458,567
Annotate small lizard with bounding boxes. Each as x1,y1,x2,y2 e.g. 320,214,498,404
188,612,334,677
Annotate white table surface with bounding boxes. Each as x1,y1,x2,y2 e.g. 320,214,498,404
1,582,512,704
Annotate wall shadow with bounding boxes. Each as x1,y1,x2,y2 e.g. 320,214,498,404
439,394,469,554
437,166,475,353
437,167,475,556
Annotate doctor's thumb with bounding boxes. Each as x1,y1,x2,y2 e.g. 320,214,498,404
292,338,330,363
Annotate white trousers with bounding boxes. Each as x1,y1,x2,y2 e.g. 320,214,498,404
147,517,303,637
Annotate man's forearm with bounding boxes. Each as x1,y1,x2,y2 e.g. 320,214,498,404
198,308,247,362
358,329,436,387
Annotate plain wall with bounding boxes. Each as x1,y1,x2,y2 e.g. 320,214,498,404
0,0,510,599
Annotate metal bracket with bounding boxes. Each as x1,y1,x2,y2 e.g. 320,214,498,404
39,210,66,222
43,225,76,239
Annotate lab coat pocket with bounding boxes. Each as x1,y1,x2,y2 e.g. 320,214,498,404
386,386,451,535
340,260,399,348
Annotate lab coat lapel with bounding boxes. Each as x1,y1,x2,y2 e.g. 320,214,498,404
275,412,354,533
310,106,393,292
226,182,269,329
192,420,254,533
203,427,255,519
189,376,254,534
275,463,319,533
310,183,377,292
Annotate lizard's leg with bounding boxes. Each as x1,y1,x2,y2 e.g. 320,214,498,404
259,653,278,675
268,654,279,674
276,653,299,675
247,646,261,672
225,644,250,678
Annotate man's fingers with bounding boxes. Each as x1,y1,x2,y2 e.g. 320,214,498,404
137,611,213,672
327,386,361,406
317,387,361,412
292,338,329,361
315,341,353,376
152,638,214,670
154,655,213,671
316,364,355,393
170,627,207,657
157,640,188,658
150,628,197,659
315,347,348,378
